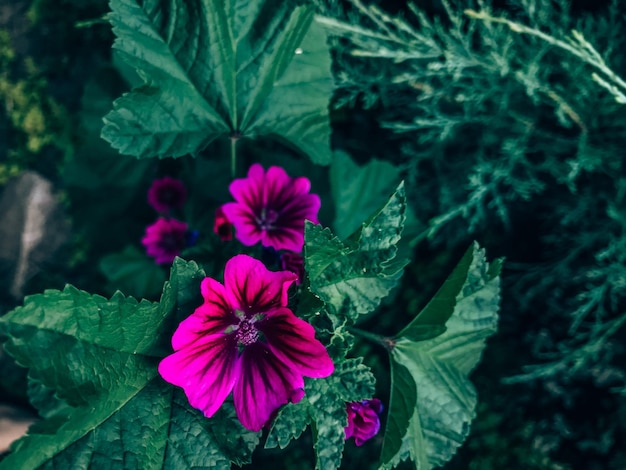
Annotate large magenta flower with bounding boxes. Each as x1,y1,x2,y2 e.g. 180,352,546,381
221,164,320,252
345,399,383,446
147,176,187,213
142,217,188,264
158,254,334,432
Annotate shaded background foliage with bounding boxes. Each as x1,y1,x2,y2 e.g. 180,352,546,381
1,0,625,468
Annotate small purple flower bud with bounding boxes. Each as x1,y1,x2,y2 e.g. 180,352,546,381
345,398,383,446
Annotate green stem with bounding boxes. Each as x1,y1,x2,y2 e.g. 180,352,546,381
349,327,395,350
230,136,237,179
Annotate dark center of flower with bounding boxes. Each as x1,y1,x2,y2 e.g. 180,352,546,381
159,189,175,203
226,311,265,349
257,207,280,231
159,233,183,251
236,319,259,346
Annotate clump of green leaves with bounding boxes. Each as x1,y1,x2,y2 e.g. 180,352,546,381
315,0,626,466
0,260,259,469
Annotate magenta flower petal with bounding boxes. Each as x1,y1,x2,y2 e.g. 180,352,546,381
158,254,333,431
142,217,188,264
344,399,383,446
221,202,263,246
263,166,291,206
234,342,305,432
147,176,187,213
222,164,321,252
171,279,236,350
230,163,265,206
223,254,297,313
260,308,335,378
158,335,240,418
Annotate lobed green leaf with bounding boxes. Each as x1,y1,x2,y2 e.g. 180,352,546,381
305,182,408,327
102,0,332,164
381,243,502,469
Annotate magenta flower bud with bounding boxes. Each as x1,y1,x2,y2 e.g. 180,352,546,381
345,399,384,446
147,176,187,213
142,217,188,264
280,252,305,285
213,206,233,241
158,254,334,432
222,164,320,252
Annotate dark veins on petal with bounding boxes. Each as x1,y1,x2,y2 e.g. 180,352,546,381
181,335,237,380
234,275,280,314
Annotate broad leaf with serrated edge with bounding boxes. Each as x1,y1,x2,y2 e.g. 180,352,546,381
0,258,259,469
381,243,501,469
305,182,408,326
102,0,332,164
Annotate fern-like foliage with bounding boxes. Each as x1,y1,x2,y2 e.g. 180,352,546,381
315,0,626,464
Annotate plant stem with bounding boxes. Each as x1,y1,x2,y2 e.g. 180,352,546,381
230,136,237,178
349,327,395,350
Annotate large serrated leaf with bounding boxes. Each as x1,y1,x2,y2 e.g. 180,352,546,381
102,0,332,164
305,182,408,325
0,259,258,469
2,285,163,357
381,243,502,469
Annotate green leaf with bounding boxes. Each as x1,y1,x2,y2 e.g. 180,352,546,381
158,257,206,325
381,243,502,469
102,0,332,164
0,259,257,469
27,379,72,421
2,285,163,359
380,361,423,468
330,150,402,239
99,245,167,300
264,400,312,450
305,182,408,326
396,245,474,341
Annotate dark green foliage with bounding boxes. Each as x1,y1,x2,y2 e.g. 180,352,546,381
314,0,626,467
4,0,622,467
